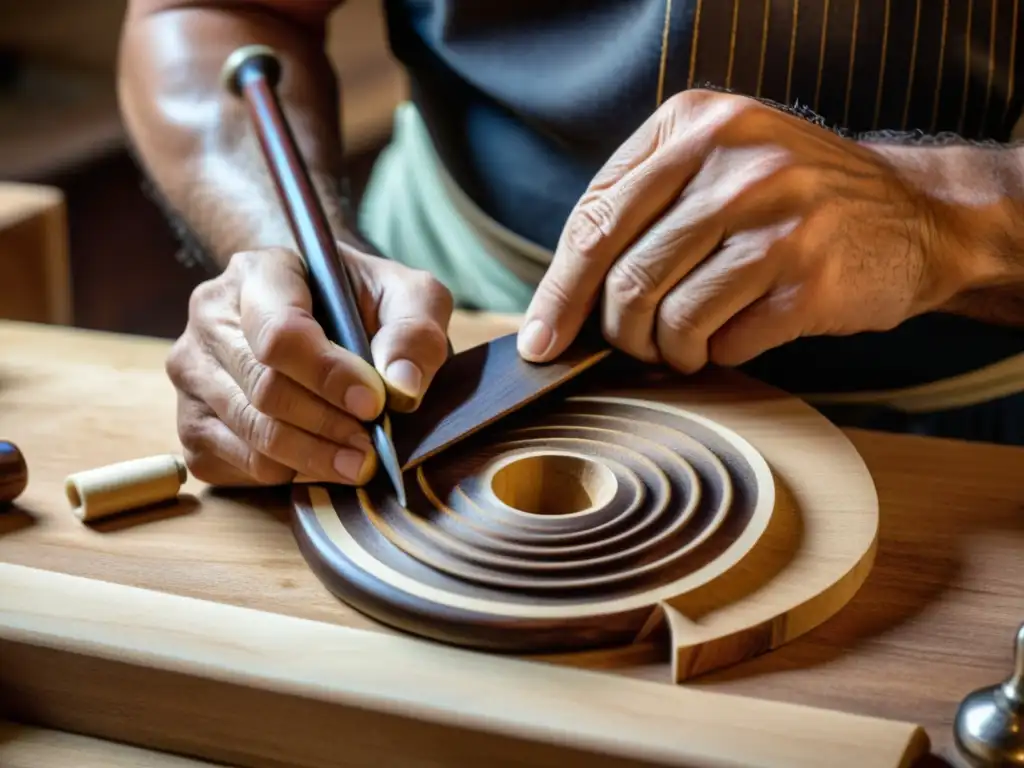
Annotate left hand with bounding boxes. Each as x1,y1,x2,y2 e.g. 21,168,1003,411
517,89,982,372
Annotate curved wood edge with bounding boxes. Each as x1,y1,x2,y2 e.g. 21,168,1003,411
566,371,881,681
0,562,931,768
291,484,651,654
659,478,880,683
660,535,877,684
292,359,880,682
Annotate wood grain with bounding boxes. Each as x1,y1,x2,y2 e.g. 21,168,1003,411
0,562,930,768
0,721,224,768
294,355,879,680
0,314,1023,764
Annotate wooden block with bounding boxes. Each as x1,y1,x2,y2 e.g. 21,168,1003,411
0,184,71,325
0,562,930,768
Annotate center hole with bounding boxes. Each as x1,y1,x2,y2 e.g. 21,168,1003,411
489,454,617,516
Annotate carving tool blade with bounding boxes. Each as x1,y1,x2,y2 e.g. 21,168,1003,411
372,416,406,507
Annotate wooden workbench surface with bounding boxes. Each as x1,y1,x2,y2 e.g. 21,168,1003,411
1,314,1022,766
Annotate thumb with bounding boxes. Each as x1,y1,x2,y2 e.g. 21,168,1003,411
344,246,454,412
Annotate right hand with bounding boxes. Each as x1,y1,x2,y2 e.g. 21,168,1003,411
167,243,453,487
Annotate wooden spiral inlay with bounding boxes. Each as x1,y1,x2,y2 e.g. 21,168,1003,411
293,393,777,654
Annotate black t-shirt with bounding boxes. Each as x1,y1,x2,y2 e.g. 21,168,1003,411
380,0,1024,400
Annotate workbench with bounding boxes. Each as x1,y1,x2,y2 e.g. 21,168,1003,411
1,313,1022,767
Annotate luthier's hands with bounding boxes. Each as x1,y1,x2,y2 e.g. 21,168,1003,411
167,245,452,486
517,88,1001,370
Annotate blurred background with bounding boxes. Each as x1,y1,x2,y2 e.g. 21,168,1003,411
0,0,407,338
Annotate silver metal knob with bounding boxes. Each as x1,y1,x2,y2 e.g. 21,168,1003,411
954,622,1024,766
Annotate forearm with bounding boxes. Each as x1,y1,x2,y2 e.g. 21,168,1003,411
871,140,1024,327
118,0,346,270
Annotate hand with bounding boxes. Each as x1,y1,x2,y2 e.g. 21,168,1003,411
167,243,453,486
517,89,984,372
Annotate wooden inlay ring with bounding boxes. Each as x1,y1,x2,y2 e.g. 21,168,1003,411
293,394,775,654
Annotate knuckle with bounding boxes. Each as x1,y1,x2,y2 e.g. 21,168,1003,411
417,321,453,360
307,402,335,440
177,415,208,454
385,317,452,366
182,449,222,485
244,407,279,456
413,269,452,303
165,338,189,385
188,278,223,318
227,391,261,447
662,88,711,116
708,98,770,144
657,311,708,372
535,275,574,311
250,314,301,368
605,259,661,311
245,452,292,485
246,364,284,416
661,90,691,113
255,420,286,459
659,307,705,345
564,194,618,260
312,356,345,399
228,249,262,273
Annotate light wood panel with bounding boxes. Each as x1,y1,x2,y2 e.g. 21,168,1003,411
0,562,929,768
0,184,71,325
0,721,224,768
0,314,1023,764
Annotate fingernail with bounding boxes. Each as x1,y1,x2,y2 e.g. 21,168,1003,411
385,359,423,398
518,318,553,359
344,385,380,421
334,446,371,483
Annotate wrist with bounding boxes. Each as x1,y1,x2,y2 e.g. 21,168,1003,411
180,162,353,271
870,142,1024,296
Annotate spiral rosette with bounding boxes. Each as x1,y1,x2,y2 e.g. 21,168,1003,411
294,393,776,654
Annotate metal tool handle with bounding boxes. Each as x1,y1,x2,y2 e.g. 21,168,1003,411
221,45,407,504
221,45,373,366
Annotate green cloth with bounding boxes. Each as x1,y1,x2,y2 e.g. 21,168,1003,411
359,102,550,314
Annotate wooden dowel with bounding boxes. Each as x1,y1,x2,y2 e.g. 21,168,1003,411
64,454,187,522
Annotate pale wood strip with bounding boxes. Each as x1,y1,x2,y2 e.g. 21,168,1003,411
0,562,929,768
0,721,224,768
